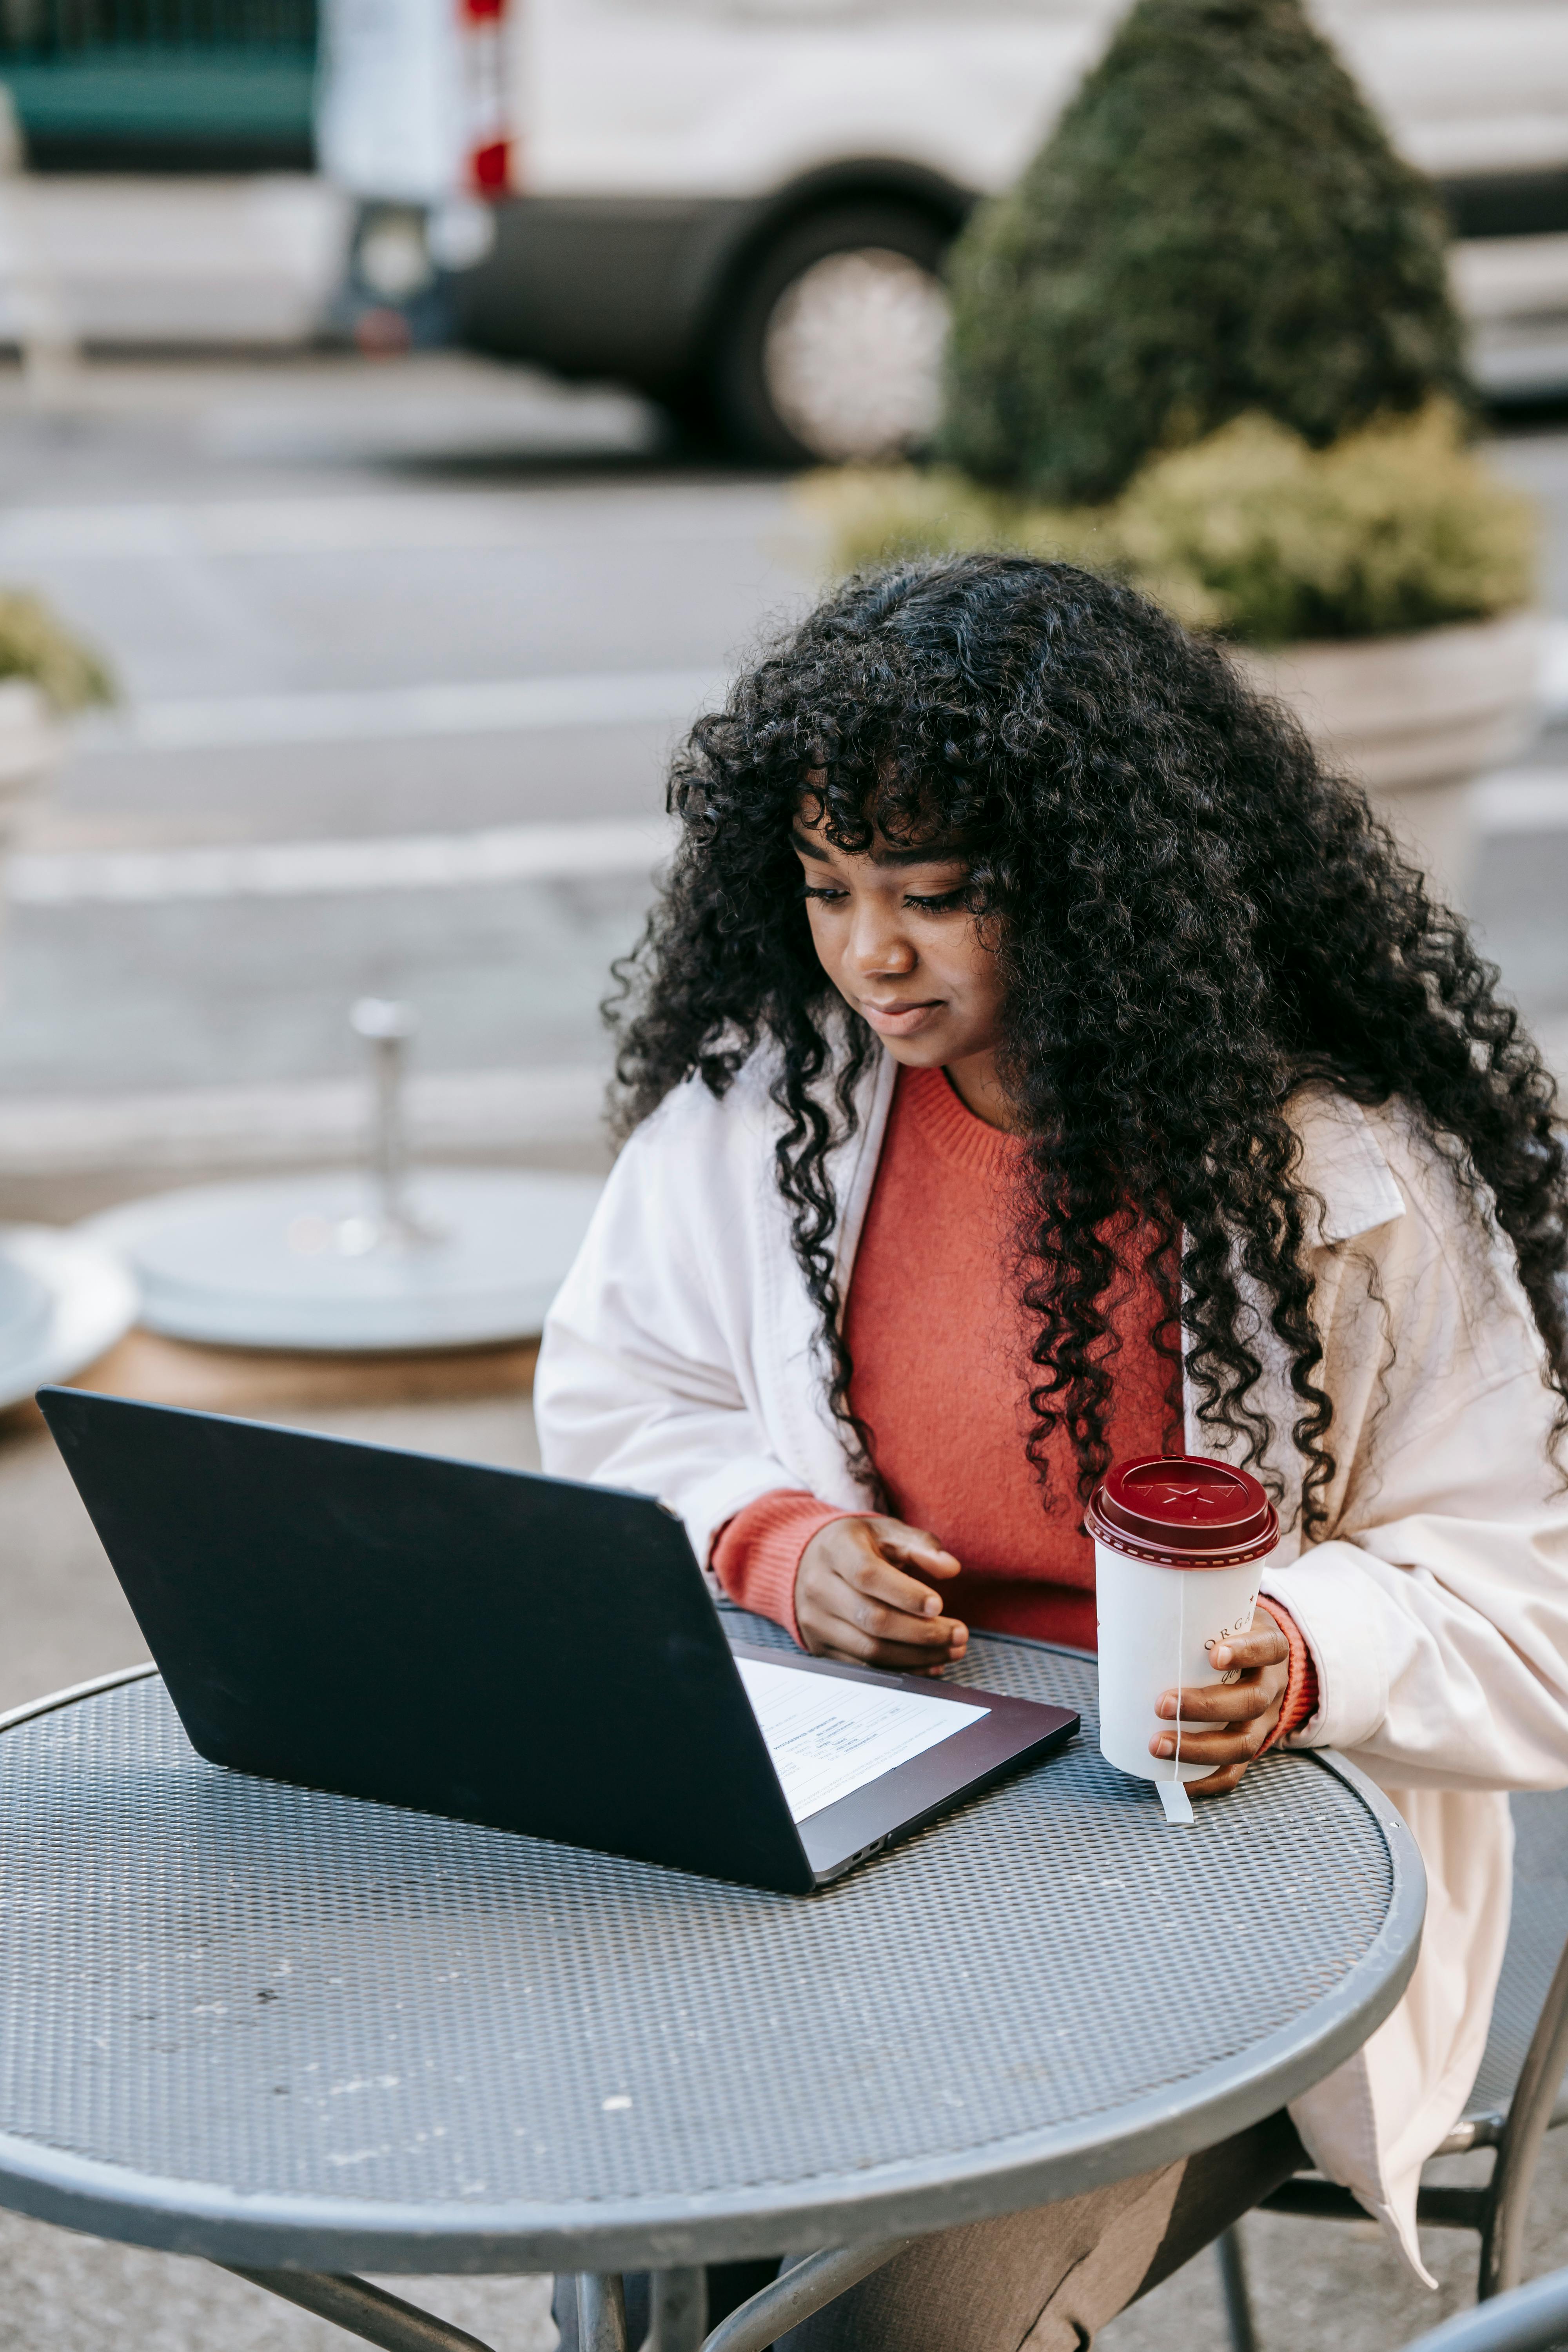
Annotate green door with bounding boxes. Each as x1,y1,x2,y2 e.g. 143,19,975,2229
1,0,317,168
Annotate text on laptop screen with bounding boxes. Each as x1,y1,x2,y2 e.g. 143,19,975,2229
735,1659,989,1824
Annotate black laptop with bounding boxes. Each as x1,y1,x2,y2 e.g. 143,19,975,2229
38,1388,1077,1895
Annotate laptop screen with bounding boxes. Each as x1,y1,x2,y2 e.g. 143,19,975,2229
735,1657,989,1823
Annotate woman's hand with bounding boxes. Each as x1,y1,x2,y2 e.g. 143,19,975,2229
1150,1603,1290,1796
795,1515,968,1675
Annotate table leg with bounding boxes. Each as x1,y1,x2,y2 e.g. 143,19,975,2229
222,2266,498,2352
648,2267,708,2352
223,2246,907,2352
578,2270,630,2352
699,2239,914,2352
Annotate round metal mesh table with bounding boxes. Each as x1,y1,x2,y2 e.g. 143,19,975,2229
0,1617,1422,2274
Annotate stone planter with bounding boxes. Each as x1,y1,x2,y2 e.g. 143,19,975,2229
1233,610,1541,903
0,675,64,801
0,677,65,956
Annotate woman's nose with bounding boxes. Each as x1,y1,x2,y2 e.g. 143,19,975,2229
848,906,916,977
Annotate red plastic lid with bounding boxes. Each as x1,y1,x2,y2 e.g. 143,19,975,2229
1085,1455,1279,1567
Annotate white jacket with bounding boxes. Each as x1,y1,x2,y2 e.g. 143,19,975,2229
536,1045,1568,2280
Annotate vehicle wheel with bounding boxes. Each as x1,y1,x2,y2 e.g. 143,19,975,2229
712,204,953,465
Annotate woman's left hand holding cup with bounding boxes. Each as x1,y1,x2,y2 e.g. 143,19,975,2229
1148,1603,1290,1797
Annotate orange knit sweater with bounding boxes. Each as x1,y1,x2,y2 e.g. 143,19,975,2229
713,1063,1316,1735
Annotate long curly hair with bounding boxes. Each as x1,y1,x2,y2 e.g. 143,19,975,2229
608,555,1568,1536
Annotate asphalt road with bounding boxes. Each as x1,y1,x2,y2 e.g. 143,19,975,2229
0,354,817,1211
2,354,1567,1221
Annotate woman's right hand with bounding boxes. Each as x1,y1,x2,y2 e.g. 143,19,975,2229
795,1515,968,1675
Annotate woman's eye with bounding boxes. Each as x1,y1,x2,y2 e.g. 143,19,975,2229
801,883,848,905
904,888,970,913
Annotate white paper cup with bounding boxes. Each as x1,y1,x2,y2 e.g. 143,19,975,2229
1093,1544,1268,1782
1087,1457,1280,1790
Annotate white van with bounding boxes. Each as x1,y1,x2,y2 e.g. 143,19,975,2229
319,0,1568,461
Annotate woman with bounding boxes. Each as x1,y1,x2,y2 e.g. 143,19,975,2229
537,555,1568,2346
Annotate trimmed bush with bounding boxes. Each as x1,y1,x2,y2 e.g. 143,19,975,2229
0,592,114,712
799,402,1535,647
940,0,1470,505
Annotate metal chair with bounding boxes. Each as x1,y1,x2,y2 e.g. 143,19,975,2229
1219,1789,1568,2352
1394,2261,1568,2352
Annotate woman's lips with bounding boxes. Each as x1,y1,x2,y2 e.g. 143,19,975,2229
858,997,944,1036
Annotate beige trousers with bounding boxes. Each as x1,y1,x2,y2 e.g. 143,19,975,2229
775,2111,1305,2352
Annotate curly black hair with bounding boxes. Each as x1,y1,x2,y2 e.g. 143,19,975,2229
607,555,1568,1537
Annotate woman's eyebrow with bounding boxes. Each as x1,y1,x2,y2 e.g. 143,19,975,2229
877,846,970,869
789,828,969,871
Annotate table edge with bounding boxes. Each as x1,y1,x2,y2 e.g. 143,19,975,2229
0,1659,157,1736
0,1677,1425,2271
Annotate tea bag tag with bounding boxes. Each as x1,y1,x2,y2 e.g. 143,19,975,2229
1158,1779,1194,1826
1158,1578,1196,1822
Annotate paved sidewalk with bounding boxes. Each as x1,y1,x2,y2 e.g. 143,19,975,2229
0,177,350,350
0,2216,558,2352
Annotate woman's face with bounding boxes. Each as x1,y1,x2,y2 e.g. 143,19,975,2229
792,802,1005,1074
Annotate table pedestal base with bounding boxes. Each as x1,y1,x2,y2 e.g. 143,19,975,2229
224,2267,497,2351
696,2244,914,2351
224,2243,913,2352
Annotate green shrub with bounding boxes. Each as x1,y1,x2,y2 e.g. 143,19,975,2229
0,592,115,713
940,0,1469,505
799,403,1535,647
1107,405,1535,641
796,464,1114,581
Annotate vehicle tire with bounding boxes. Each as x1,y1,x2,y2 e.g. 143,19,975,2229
711,203,954,465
